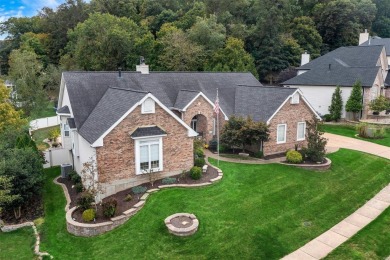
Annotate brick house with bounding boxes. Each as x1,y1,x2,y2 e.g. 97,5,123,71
57,67,319,198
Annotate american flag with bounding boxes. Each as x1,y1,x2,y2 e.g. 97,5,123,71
214,90,220,115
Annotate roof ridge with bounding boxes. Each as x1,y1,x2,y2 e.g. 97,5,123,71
109,86,148,93
179,89,200,92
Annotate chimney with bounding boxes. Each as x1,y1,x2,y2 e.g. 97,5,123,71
301,51,310,66
136,56,149,74
359,29,369,45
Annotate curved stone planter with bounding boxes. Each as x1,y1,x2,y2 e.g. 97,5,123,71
61,163,223,237
164,213,199,236
279,157,332,171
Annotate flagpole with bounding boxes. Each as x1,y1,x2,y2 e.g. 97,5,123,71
216,88,220,166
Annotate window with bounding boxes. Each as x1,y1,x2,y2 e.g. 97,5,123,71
64,124,70,137
142,98,155,114
277,124,286,144
297,122,306,141
135,138,163,175
291,93,300,104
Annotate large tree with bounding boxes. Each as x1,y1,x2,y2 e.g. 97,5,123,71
290,16,322,58
205,37,258,77
8,49,47,116
346,81,363,120
0,81,27,132
61,13,154,70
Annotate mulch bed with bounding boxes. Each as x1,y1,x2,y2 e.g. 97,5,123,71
0,197,44,225
58,165,219,224
282,158,327,165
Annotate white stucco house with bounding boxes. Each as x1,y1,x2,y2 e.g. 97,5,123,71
283,31,390,119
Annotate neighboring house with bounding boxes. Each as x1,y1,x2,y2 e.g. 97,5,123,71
283,43,388,119
57,67,319,199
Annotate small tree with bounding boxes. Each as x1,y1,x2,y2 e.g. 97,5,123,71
305,117,327,163
0,176,19,216
346,81,363,120
369,95,390,114
81,157,105,206
239,117,269,152
220,115,246,153
328,86,343,121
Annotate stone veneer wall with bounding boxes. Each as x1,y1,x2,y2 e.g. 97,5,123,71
183,95,216,143
96,104,194,198
263,97,313,155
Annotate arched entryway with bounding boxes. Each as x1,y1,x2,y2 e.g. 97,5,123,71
191,114,208,139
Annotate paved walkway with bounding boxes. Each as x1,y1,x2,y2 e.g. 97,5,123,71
282,133,390,260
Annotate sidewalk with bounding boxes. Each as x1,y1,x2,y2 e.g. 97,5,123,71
282,133,390,259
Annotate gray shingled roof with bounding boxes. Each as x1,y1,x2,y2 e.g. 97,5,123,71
235,86,297,122
57,105,70,114
360,37,390,56
283,45,383,87
174,90,199,110
78,87,147,143
67,118,76,129
62,72,263,144
131,126,167,138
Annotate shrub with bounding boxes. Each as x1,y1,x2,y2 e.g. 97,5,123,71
195,148,204,158
194,158,205,167
131,186,147,194
77,191,94,211
67,170,77,180
306,117,327,162
71,172,82,184
48,128,60,141
218,145,228,153
190,166,202,180
322,114,332,122
162,177,176,184
253,151,263,158
74,183,84,193
124,194,132,202
193,139,203,151
102,199,117,218
356,122,369,138
298,147,307,160
82,209,96,222
286,150,303,164
373,127,385,139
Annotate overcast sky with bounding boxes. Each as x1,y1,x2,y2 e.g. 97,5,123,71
0,0,67,39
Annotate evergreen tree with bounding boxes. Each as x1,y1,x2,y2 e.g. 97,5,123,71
346,81,363,120
328,86,343,121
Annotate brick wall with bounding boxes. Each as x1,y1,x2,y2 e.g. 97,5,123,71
96,103,193,197
263,96,314,155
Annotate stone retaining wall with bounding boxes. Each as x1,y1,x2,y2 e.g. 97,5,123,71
279,157,332,171
63,163,223,237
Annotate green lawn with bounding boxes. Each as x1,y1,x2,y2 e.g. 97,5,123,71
30,101,57,120
31,125,59,151
0,227,35,259
2,149,390,259
326,207,390,260
319,124,390,147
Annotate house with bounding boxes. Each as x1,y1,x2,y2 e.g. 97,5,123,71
283,36,389,119
57,66,320,199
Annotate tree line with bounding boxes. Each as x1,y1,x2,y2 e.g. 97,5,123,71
1,0,389,86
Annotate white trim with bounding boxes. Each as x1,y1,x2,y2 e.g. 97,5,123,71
141,98,155,114
56,112,71,116
134,137,163,175
266,89,321,124
131,134,167,140
296,122,306,141
182,91,229,120
277,124,287,144
57,74,66,109
91,93,197,147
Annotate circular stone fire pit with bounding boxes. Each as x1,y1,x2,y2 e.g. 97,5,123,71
164,213,199,236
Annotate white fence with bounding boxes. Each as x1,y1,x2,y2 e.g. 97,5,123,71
43,148,72,168
30,116,60,131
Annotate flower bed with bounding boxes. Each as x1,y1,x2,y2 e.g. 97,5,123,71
279,157,332,171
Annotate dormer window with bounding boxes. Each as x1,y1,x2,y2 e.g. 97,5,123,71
291,93,300,104
142,98,155,114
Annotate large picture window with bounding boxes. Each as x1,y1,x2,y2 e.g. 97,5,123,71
277,124,286,144
135,138,163,175
297,122,306,141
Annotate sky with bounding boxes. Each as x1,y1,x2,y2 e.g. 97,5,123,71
0,0,67,39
